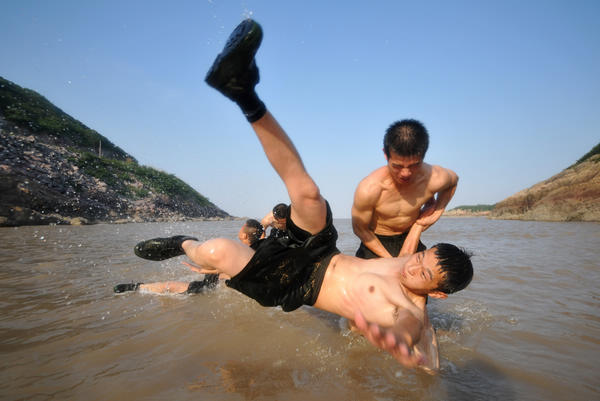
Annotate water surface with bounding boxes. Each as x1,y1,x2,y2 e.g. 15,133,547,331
0,218,598,400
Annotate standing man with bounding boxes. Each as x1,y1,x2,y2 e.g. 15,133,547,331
352,120,458,259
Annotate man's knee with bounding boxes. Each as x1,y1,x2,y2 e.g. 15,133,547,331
192,238,231,266
293,177,322,202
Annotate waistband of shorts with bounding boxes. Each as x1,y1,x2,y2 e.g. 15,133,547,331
374,232,407,240
304,248,340,306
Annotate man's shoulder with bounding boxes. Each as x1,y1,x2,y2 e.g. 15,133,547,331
426,164,457,188
355,168,391,203
359,167,392,188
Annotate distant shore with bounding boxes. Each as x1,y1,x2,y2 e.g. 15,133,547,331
443,209,491,218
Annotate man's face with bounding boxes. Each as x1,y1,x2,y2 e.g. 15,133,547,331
273,217,286,230
386,151,423,185
400,248,445,296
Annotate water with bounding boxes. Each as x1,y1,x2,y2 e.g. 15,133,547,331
0,218,598,401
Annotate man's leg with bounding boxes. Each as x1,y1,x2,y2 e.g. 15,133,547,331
140,281,191,294
134,235,254,278
250,112,327,234
206,20,326,234
181,238,254,278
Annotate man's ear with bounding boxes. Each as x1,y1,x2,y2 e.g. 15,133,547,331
383,148,388,160
428,290,448,299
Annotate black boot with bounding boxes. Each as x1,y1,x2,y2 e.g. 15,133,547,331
114,283,142,293
205,19,266,122
134,235,198,261
202,273,220,289
185,274,220,294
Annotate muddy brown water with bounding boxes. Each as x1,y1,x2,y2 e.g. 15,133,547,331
0,218,598,400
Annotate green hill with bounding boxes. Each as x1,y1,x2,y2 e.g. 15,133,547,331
0,76,229,226
0,77,132,161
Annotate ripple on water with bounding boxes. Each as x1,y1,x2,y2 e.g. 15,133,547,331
0,219,599,401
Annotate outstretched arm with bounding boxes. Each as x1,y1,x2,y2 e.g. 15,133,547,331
354,309,426,368
351,273,427,368
398,222,425,256
260,211,275,228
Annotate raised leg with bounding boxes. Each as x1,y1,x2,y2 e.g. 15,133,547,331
206,19,327,234
250,112,326,234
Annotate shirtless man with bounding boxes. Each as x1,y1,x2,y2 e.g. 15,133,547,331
260,203,288,239
114,219,263,294
134,19,473,369
352,120,458,259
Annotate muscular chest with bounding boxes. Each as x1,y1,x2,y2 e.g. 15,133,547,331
375,186,432,221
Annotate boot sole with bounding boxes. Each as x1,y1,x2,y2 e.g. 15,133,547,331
205,19,263,89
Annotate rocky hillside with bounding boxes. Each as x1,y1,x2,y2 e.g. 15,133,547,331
0,76,230,226
490,144,600,222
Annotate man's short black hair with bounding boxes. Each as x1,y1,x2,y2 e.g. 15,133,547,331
432,243,473,294
383,119,429,159
245,219,264,245
272,203,288,219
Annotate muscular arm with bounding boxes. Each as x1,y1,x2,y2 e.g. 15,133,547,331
352,179,393,258
398,223,425,256
261,212,275,228
416,167,458,229
351,273,426,367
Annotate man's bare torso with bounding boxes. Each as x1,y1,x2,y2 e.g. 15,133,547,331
314,253,439,371
314,254,423,323
366,165,436,234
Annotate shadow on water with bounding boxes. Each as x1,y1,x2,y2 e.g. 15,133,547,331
442,358,516,401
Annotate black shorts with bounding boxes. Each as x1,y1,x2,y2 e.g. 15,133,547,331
355,232,426,259
226,201,339,312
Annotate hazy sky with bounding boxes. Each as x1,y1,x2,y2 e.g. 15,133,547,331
2,1,598,218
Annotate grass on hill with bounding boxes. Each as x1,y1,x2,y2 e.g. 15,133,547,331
449,204,495,212
575,142,600,165
0,76,132,161
70,152,213,205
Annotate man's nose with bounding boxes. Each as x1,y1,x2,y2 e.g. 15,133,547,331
400,168,411,177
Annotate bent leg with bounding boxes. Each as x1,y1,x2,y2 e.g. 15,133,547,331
182,238,254,278
204,19,327,235
250,112,327,234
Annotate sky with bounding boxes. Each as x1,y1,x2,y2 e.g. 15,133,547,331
1,0,598,219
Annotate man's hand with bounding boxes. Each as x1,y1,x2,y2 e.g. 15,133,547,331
415,197,441,230
416,167,458,229
353,311,425,368
182,260,216,274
